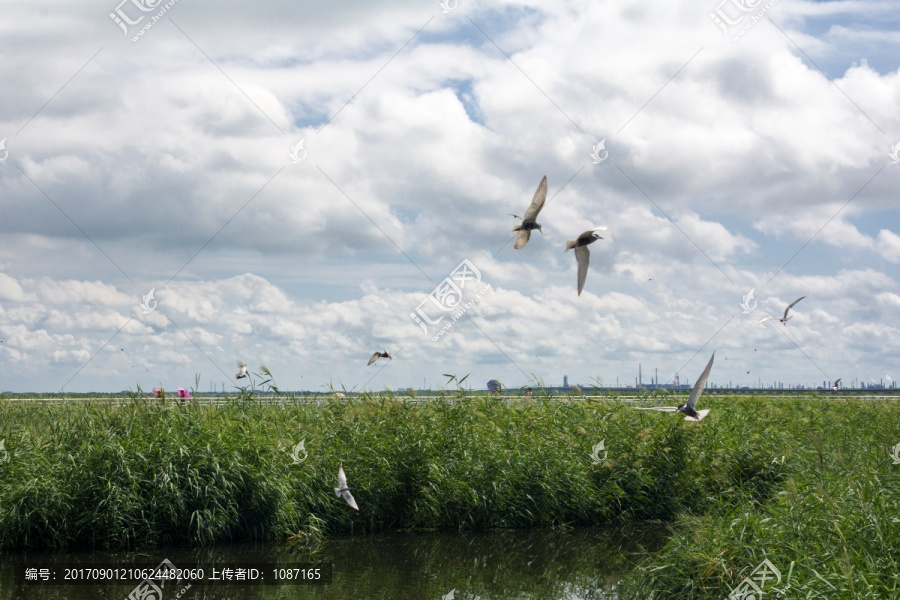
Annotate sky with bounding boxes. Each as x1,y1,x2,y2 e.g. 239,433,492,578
0,0,898,394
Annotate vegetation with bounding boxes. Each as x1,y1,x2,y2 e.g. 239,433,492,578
0,389,898,598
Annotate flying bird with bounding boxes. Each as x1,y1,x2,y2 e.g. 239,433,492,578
367,350,394,366
634,352,715,421
565,226,608,295
511,176,548,249
758,296,806,325
832,378,841,391
335,466,359,510
235,361,248,379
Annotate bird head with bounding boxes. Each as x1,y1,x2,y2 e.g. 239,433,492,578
536,223,543,234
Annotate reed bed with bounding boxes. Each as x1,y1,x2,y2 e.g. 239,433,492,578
1,391,897,597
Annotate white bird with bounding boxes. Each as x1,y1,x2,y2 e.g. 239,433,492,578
565,226,608,295
758,296,805,325
367,350,394,366
511,176,548,250
236,361,248,379
634,352,715,421
335,466,359,510
832,378,841,391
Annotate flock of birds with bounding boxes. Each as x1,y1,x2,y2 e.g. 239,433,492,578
510,175,608,295
232,176,822,512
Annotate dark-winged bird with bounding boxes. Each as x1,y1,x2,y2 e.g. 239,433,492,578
367,350,394,366
565,226,608,295
511,176,548,250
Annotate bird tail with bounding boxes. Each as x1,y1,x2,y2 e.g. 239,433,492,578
564,240,576,252
334,488,342,497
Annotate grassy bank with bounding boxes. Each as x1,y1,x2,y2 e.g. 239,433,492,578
0,392,898,597
620,395,900,599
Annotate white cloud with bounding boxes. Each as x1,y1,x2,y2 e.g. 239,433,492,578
0,1,897,391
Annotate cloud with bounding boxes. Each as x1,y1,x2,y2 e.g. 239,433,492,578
0,1,898,391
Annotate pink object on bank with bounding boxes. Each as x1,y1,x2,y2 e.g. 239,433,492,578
152,387,162,398
177,388,191,399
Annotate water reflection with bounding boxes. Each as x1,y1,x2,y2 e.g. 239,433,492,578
2,525,666,600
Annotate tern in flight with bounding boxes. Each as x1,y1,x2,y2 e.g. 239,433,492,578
565,226,608,295
511,176,548,249
832,378,842,391
367,350,394,366
235,361,248,379
758,296,806,325
335,466,359,510
634,352,715,421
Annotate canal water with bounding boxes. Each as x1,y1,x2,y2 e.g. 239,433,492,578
1,525,666,599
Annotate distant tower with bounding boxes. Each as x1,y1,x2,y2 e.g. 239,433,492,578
639,363,642,386
563,375,569,389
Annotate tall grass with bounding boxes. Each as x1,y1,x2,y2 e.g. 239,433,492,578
619,395,900,599
0,392,784,552
1,392,898,597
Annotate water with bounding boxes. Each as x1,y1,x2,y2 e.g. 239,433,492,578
1,526,666,599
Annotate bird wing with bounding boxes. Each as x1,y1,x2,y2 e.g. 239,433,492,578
686,409,711,421
513,228,532,249
367,352,380,366
575,245,590,296
337,466,348,489
633,406,678,412
342,490,359,510
757,316,777,325
783,296,805,319
686,352,715,411
237,361,246,369
521,176,548,222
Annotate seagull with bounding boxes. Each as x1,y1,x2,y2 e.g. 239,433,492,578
335,466,359,510
565,226,608,295
758,296,806,325
832,378,841,391
236,361,248,379
511,176,548,249
367,350,394,366
634,352,715,421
